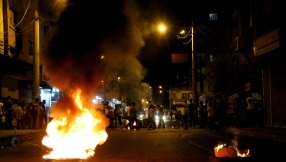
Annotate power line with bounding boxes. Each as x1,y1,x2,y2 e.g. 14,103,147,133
200,24,224,37
0,0,59,40
14,0,31,28
197,26,213,41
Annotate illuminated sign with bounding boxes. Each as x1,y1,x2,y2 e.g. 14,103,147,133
253,29,279,57
171,53,189,63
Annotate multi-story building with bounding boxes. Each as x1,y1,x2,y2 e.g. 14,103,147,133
0,0,56,107
168,3,233,112
231,0,286,127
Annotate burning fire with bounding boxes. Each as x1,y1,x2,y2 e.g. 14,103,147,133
214,144,250,158
42,89,108,159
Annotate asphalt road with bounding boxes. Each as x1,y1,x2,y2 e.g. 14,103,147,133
1,120,285,162
0,127,213,162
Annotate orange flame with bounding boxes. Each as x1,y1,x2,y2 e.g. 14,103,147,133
214,144,250,157
42,89,108,159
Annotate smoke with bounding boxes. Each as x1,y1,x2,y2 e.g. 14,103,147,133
42,0,158,107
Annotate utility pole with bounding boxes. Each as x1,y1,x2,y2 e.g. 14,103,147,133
3,0,8,56
33,0,40,100
192,12,198,114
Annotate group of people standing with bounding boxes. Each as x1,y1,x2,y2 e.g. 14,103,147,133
0,96,48,130
102,101,149,130
102,101,124,129
172,100,217,131
147,104,165,129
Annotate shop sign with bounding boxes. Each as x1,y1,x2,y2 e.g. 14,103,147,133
171,53,189,63
253,29,279,57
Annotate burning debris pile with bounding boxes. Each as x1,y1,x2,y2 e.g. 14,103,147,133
214,144,250,158
42,89,108,159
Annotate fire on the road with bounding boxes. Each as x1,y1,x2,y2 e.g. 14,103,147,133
214,144,250,158
42,89,108,160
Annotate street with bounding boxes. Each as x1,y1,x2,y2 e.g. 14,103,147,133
0,125,212,162
0,120,285,162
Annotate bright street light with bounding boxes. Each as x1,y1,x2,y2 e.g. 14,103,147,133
158,24,166,33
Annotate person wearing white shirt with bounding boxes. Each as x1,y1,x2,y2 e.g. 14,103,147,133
179,105,187,130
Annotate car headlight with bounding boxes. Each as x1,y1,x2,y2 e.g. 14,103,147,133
155,115,159,120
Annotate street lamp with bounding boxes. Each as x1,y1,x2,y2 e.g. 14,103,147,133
158,24,166,33
176,15,197,109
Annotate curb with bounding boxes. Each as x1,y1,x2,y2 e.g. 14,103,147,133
225,128,286,143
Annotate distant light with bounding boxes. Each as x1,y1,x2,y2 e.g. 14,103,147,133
160,90,162,93
101,55,104,59
180,30,185,35
159,86,162,89
158,25,166,32
101,80,104,83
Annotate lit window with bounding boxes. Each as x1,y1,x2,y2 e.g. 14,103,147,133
210,55,213,62
182,93,189,99
209,13,218,20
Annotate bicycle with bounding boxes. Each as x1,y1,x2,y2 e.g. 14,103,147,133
172,116,189,129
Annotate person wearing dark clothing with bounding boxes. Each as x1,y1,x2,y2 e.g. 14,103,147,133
42,100,48,126
0,100,3,128
125,102,138,130
31,98,39,129
114,105,123,127
4,96,13,130
158,106,165,128
188,100,195,128
206,102,215,130
107,107,114,129
147,105,155,129
198,101,205,128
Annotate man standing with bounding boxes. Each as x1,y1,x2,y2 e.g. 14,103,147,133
4,96,13,129
14,102,24,129
32,98,39,129
246,94,256,127
0,100,3,128
147,104,155,129
158,105,165,128
188,100,195,128
42,100,48,125
179,105,188,130
206,102,215,130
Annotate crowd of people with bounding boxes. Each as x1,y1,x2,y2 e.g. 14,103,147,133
171,94,262,131
0,96,48,130
147,104,165,130
99,101,167,130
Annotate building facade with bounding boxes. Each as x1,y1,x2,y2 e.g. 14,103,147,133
0,0,55,106
232,0,286,127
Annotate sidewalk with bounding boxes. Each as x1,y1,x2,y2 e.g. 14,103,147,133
0,129,45,139
224,127,286,142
